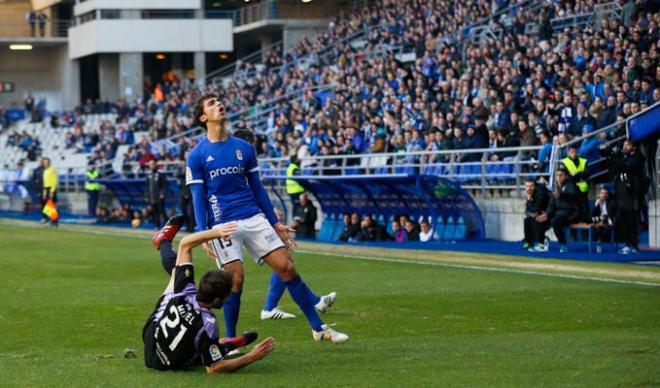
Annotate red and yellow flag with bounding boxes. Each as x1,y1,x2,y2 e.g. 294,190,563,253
42,199,59,222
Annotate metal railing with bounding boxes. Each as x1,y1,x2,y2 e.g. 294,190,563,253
548,101,660,189
164,82,337,143
205,40,284,83
525,1,622,36
107,146,548,198
230,1,275,27
0,19,73,38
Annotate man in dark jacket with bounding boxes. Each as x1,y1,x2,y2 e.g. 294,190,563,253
357,215,390,242
30,158,45,211
178,160,194,232
573,101,597,137
536,167,580,253
339,212,361,241
295,193,317,239
590,188,616,252
597,96,618,129
145,160,168,229
611,139,645,253
524,179,550,252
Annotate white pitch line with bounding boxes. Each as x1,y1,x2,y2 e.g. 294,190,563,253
296,249,660,288
3,220,659,288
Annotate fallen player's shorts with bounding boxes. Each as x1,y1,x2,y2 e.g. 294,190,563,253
210,213,285,267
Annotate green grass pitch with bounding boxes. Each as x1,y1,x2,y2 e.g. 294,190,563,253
1,222,659,387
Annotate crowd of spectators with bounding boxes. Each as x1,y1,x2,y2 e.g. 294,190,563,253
5,0,657,181
523,138,649,254
338,212,436,243
2,0,658,236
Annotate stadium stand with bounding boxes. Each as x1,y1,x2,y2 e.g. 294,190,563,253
0,0,658,249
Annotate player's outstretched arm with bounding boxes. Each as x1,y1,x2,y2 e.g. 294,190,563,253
206,337,275,374
175,223,238,266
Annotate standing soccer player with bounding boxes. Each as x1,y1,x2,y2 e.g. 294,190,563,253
230,129,337,321
186,94,348,343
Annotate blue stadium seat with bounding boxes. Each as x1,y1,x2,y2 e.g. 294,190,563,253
331,216,346,241
442,216,455,240
452,216,467,239
497,163,515,182
432,216,445,240
404,166,417,175
385,215,395,235
318,213,336,241
486,163,500,179
346,167,361,175
457,165,470,182
376,214,386,228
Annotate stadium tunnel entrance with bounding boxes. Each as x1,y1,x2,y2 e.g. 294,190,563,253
143,52,195,97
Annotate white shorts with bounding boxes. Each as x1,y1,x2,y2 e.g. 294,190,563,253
209,213,285,267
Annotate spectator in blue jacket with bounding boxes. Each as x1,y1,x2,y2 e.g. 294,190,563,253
578,125,605,164
574,101,597,137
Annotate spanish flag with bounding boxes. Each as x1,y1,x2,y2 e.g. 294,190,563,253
42,199,59,222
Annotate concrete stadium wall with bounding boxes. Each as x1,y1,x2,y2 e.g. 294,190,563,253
650,200,659,248
282,20,329,51
73,0,202,16
98,53,119,102
475,198,527,242
0,44,79,110
68,19,233,59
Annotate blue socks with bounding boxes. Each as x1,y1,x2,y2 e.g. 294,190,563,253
284,276,324,331
263,272,286,311
223,290,242,338
264,271,322,311
225,275,326,335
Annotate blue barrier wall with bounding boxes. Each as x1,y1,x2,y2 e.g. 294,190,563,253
97,175,484,241
99,178,180,209
265,175,486,240
627,103,660,142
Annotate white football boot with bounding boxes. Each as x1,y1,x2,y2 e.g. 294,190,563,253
260,306,296,320
315,292,337,313
312,324,349,343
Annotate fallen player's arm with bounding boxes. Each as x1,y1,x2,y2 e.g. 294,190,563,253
176,223,237,266
206,337,275,374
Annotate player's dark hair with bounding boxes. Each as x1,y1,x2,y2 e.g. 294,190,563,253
193,93,219,129
197,270,232,305
233,129,256,145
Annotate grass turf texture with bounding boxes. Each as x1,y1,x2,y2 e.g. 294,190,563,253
0,223,659,387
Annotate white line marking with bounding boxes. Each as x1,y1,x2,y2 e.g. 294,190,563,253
297,249,660,288
3,220,658,287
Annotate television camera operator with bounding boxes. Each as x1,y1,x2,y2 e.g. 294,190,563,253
601,139,649,254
